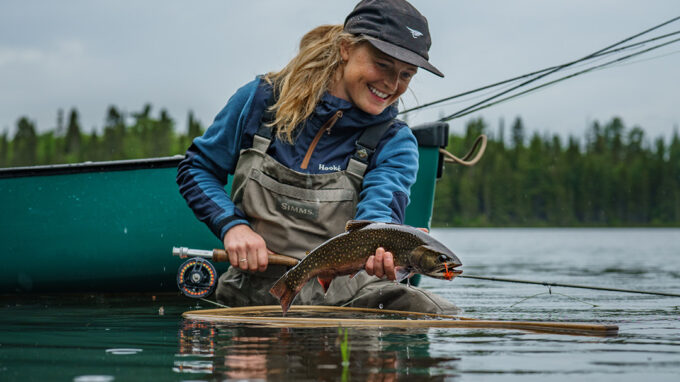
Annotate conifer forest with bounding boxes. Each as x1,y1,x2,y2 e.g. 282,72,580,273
2,106,679,227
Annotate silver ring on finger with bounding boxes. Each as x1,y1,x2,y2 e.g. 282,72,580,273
239,258,247,263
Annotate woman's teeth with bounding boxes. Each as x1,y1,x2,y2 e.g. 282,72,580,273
369,85,389,99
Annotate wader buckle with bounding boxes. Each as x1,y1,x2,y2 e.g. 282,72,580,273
353,142,374,163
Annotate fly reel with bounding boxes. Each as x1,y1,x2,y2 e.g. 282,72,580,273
177,257,217,298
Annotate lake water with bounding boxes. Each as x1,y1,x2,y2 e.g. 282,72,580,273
1,228,679,381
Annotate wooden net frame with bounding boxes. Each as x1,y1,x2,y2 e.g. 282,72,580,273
182,305,618,337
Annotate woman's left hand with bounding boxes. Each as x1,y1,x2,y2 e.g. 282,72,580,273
365,247,396,280
364,228,428,281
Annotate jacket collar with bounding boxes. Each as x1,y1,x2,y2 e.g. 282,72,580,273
316,92,398,131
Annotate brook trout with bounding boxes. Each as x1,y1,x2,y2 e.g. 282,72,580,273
269,220,462,315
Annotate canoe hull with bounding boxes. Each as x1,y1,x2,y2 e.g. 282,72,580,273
0,158,225,293
0,123,448,293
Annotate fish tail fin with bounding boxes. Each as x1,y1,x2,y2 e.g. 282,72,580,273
269,278,296,316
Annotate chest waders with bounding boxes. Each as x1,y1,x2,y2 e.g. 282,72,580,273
216,104,458,314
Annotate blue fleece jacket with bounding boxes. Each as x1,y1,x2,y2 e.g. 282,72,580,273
176,77,418,240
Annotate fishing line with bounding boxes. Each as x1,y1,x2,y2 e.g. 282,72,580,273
439,15,680,121
428,79,532,109
400,29,680,116
419,51,615,112
339,292,375,309
399,24,680,118
338,281,396,309
600,48,680,69
398,87,422,118
441,36,680,120
509,291,599,308
199,298,229,308
459,275,680,297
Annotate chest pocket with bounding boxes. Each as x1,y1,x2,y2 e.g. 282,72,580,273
239,152,361,259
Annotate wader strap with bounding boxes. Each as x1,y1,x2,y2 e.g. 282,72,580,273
251,135,271,153
254,91,277,141
247,91,278,152
255,119,274,140
346,119,395,178
345,158,368,178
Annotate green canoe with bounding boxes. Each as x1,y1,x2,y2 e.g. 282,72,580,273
0,122,449,293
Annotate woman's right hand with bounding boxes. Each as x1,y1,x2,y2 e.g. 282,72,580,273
223,224,269,272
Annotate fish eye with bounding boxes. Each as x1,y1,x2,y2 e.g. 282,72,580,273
438,254,449,262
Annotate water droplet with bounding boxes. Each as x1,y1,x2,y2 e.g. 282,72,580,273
106,348,142,355
73,375,114,382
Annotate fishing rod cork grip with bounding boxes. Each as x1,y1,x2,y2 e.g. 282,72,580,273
210,250,300,267
172,246,299,267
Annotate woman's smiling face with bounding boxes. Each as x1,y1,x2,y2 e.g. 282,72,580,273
331,41,417,115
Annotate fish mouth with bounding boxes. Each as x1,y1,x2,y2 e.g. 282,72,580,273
425,263,463,281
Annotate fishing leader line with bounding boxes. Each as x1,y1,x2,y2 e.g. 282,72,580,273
459,275,680,297
199,298,229,308
509,289,599,308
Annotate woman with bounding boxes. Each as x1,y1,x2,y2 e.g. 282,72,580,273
177,0,457,313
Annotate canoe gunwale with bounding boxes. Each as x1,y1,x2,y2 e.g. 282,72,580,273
0,155,185,178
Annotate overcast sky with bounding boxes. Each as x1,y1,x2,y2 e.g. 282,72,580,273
1,0,678,144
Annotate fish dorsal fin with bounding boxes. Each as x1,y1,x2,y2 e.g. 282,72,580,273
345,220,374,232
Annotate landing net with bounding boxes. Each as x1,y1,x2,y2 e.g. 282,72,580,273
182,305,618,337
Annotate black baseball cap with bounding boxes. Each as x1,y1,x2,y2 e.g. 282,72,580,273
344,0,444,77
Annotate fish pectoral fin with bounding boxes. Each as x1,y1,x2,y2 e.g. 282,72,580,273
395,267,414,283
349,269,365,279
344,220,374,232
317,276,333,293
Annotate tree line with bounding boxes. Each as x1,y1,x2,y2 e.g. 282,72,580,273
433,117,680,226
1,105,203,167
2,106,678,226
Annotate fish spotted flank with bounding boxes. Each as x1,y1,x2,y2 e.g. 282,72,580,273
269,220,462,315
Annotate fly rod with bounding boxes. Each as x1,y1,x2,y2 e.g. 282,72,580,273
173,247,679,298
459,275,680,297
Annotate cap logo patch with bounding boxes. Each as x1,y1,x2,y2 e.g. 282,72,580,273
406,26,423,38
